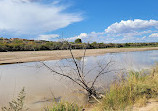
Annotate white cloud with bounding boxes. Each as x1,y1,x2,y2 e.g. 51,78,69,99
52,0,60,5
66,32,115,43
0,0,82,34
37,34,59,40
67,33,88,40
66,19,158,43
149,33,158,37
142,36,146,39
103,19,158,42
105,19,158,33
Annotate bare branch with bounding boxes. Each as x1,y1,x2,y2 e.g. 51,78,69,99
91,60,114,88
42,62,86,90
81,45,87,74
41,41,116,101
67,43,88,87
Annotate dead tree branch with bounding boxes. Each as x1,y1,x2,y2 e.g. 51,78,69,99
42,41,115,101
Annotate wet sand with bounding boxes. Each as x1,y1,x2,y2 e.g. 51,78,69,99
0,47,158,65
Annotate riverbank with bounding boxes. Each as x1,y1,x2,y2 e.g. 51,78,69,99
1,47,158,65
44,65,158,111
93,65,158,111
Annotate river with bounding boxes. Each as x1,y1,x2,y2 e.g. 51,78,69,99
0,50,158,110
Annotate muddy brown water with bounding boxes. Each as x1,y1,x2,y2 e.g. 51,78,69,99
0,50,158,110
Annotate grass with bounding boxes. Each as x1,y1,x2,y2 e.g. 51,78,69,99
44,101,83,111
1,88,28,111
94,65,158,111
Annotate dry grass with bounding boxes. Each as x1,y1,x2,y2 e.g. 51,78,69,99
94,65,158,111
44,101,83,111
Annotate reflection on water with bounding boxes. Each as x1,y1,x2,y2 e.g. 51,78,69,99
0,50,158,110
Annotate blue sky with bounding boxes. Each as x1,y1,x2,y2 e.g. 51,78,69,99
1,0,158,43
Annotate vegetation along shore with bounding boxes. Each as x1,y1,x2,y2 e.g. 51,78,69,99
0,37,158,52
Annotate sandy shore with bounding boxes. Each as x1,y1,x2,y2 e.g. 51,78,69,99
0,47,158,65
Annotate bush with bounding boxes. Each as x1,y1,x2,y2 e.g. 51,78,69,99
1,88,28,111
44,101,83,111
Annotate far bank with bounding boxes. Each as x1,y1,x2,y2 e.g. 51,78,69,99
0,47,158,65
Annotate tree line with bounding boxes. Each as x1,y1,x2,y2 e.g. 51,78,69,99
0,38,158,52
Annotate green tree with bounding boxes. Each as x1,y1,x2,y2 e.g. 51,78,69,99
75,38,82,43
